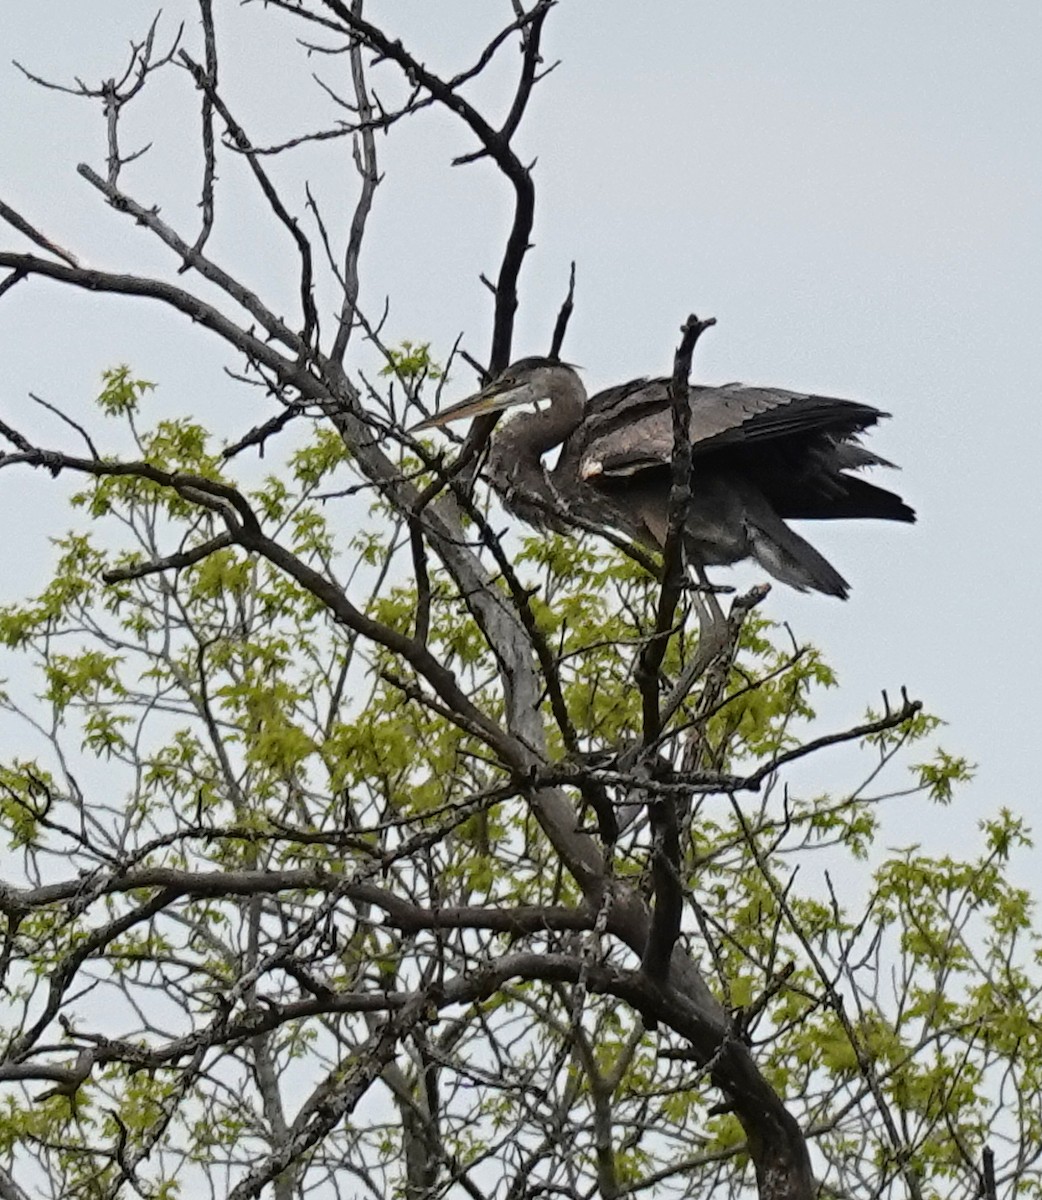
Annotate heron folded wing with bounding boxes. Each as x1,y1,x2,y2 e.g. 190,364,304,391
578,381,889,478
695,386,888,449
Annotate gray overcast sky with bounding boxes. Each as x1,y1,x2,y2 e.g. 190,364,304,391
2,2,1040,858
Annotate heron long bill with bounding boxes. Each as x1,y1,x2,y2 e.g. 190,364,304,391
411,374,536,431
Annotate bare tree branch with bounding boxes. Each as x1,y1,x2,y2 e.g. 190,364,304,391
636,314,718,737
548,260,576,360
0,199,80,266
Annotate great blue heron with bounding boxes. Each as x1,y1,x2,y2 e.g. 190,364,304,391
415,357,914,598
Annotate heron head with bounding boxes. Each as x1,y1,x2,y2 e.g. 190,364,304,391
412,358,580,431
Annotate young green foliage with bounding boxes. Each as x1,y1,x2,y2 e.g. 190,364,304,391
0,368,1029,1200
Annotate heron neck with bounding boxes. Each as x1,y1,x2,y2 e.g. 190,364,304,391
498,379,585,459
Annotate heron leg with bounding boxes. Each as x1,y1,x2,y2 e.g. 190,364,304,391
692,564,726,635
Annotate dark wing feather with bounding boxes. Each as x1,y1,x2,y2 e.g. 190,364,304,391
577,380,887,478
766,470,915,522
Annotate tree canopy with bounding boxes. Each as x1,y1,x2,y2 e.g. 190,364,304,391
0,6,1031,1200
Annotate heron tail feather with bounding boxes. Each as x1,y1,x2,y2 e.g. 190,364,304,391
746,517,850,599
